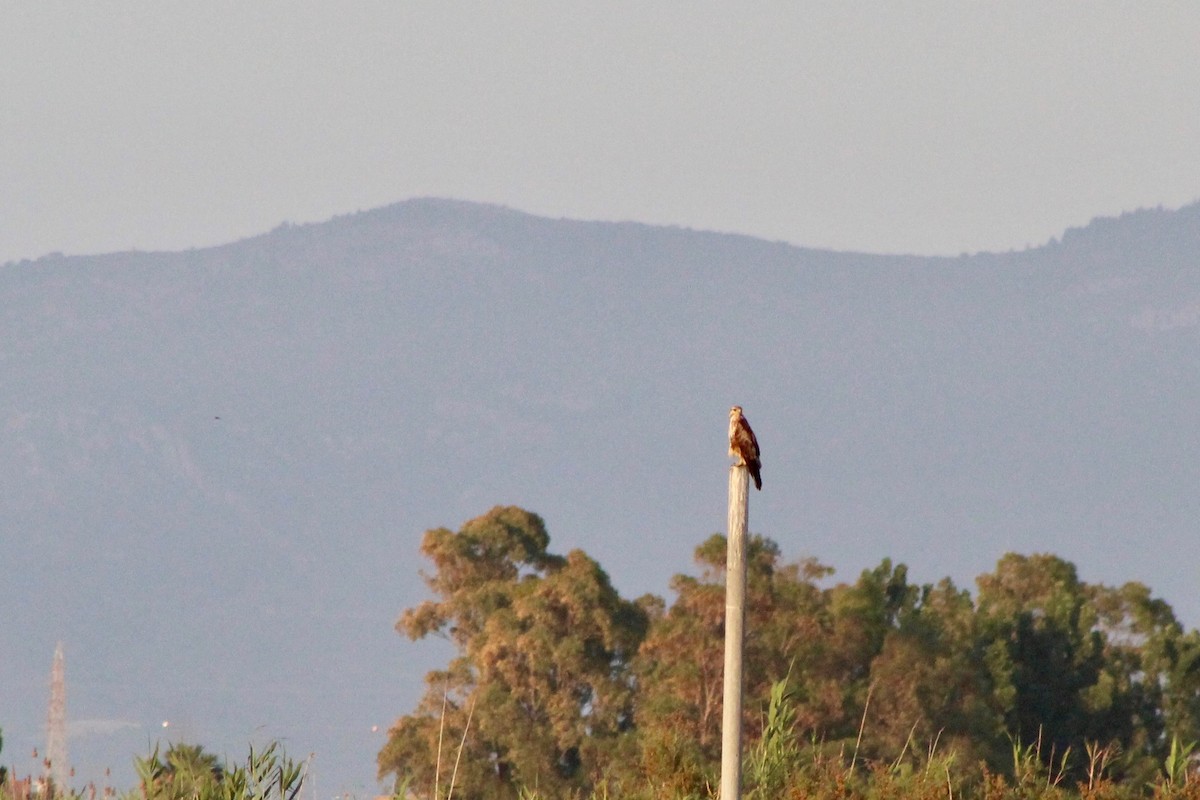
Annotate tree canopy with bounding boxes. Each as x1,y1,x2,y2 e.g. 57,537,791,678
379,507,1200,799
379,507,648,799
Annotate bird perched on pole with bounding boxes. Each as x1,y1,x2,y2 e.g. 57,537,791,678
728,405,762,490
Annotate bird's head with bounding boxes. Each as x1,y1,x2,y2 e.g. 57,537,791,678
730,405,742,418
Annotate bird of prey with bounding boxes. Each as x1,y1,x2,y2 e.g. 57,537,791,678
728,405,762,490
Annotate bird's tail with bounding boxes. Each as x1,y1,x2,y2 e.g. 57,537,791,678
749,460,762,490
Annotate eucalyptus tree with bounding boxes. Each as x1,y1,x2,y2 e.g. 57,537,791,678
378,506,648,800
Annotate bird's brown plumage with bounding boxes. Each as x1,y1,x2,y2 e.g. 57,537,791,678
728,405,762,490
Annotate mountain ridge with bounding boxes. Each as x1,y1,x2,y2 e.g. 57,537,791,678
17,194,1198,269
2,197,1199,795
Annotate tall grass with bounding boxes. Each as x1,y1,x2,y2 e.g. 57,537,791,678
493,677,1198,800
0,741,307,800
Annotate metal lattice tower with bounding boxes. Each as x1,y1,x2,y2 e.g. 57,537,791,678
46,642,68,793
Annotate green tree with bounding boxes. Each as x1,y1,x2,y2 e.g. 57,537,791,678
377,514,1200,798
1160,627,1200,746
1086,579,1200,784
823,559,922,744
135,741,303,800
165,742,224,785
135,742,225,800
378,507,648,800
863,577,1008,773
973,553,1161,782
632,534,836,794
630,535,734,795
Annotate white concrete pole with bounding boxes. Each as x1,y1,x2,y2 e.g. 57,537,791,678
720,464,749,800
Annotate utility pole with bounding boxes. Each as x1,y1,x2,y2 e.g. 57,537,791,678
720,464,749,800
46,642,68,795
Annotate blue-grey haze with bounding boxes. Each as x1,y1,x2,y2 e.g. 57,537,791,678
2,199,1198,795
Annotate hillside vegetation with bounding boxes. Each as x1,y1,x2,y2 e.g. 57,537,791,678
4,199,1200,790
379,507,1200,799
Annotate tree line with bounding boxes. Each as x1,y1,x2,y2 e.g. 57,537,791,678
377,506,1200,799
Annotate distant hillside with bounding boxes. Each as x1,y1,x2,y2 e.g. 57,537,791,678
2,198,1199,795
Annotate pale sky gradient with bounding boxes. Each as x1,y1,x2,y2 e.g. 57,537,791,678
3,3,1200,262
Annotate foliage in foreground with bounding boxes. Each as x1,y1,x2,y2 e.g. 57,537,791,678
0,741,305,800
0,738,304,800
133,741,305,800
379,506,1200,800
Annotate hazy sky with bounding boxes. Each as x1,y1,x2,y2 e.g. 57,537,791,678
4,3,1199,262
